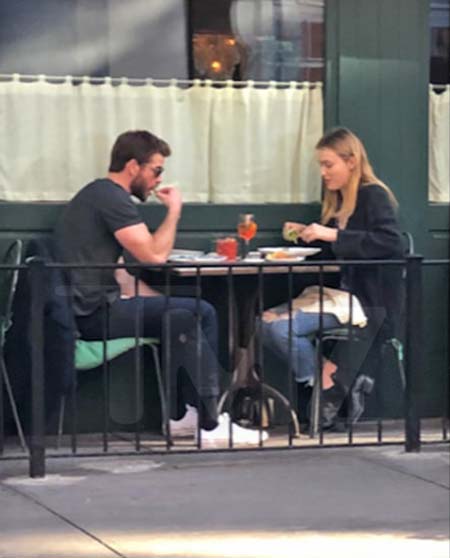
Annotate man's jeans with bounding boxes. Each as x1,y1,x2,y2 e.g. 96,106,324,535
76,296,220,408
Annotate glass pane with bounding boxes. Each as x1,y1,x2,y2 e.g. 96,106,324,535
429,1,450,204
430,0,450,84
190,0,325,82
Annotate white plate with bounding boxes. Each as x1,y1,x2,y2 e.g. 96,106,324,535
170,249,204,258
258,247,321,257
169,253,227,264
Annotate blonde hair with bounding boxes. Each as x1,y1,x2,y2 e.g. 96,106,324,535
316,127,397,227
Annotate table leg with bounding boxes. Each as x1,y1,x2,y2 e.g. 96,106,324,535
219,277,300,436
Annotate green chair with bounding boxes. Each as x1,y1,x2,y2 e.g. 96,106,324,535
57,335,166,447
0,239,27,453
22,241,166,449
309,232,413,435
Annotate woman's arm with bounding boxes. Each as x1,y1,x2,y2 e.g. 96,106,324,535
283,221,337,259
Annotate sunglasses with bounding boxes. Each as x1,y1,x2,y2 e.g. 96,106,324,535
151,166,164,178
141,163,164,177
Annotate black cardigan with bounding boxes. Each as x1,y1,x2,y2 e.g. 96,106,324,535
317,183,405,338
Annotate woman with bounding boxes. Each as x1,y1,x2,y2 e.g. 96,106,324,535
263,127,404,428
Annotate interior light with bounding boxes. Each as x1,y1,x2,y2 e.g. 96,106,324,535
211,60,222,72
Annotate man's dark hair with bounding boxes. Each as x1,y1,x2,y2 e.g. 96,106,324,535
108,130,171,172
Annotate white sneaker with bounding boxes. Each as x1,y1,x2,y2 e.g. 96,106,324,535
164,405,198,437
198,413,269,448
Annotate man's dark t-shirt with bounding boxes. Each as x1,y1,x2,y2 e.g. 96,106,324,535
55,178,142,316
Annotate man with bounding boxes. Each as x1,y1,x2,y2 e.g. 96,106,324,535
55,130,266,446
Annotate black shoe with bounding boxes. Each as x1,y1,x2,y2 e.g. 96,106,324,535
349,375,375,424
321,382,347,430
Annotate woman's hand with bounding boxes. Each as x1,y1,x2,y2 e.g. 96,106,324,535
282,221,306,243
300,223,338,243
283,221,306,234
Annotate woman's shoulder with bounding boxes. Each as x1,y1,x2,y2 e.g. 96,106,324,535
357,183,395,206
359,182,388,196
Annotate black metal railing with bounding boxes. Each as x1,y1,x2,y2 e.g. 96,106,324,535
0,255,448,477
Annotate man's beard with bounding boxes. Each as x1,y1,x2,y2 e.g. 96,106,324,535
130,176,149,202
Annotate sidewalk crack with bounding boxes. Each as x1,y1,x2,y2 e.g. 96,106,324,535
0,481,129,558
357,455,450,491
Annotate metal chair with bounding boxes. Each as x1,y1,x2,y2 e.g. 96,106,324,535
57,336,166,448
309,232,413,435
21,240,166,449
0,239,27,452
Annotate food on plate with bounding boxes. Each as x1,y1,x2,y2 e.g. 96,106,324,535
265,250,298,261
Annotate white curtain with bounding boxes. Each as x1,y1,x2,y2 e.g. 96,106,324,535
0,75,323,203
429,85,450,204
210,82,323,203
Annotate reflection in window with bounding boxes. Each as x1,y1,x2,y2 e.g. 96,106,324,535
429,1,450,203
190,0,324,82
430,0,450,84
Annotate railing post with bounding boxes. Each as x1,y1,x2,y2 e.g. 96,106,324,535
28,259,46,477
405,254,423,452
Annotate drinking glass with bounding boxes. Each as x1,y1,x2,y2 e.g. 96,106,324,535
237,214,258,258
216,237,238,260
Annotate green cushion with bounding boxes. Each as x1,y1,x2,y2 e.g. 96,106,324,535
75,337,159,370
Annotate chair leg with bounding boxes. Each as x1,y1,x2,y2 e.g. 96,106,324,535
397,359,406,391
309,378,321,437
384,338,406,391
0,356,28,453
149,345,168,437
392,339,406,390
57,395,65,449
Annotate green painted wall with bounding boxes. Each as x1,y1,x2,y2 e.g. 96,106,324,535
325,0,449,418
0,201,321,254
325,0,430,241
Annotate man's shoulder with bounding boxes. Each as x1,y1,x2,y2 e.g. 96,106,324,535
78,178,126,199
68,179,132,213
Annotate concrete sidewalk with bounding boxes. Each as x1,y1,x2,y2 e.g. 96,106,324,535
0,444,449,558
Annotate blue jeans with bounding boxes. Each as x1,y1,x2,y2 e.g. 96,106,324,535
76,296,220,401
262,311,340,383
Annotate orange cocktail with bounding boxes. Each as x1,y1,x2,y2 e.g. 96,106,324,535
237,214,257,242
237,214,257,258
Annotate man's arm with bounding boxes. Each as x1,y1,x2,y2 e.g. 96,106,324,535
115,257,161,297
114,186,182,263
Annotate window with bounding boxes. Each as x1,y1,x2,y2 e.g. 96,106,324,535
190,0,324,82
429,1,450,203
430,0,450,85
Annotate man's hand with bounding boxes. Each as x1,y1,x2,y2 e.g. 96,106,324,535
154,186,182,219
115,186,183,263
300,223,338,243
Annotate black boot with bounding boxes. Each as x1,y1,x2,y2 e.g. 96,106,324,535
296,382,312,433
349,375,375,424
321,381,347,430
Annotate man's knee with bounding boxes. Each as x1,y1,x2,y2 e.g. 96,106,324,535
198,299,217,325
165,308,196,336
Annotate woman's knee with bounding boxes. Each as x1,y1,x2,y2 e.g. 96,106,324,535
263,320,290,350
